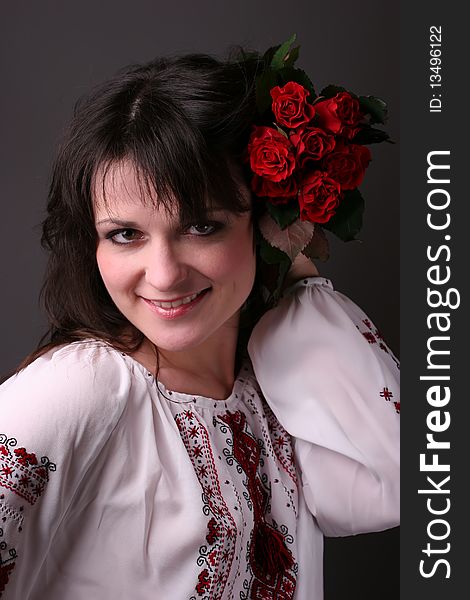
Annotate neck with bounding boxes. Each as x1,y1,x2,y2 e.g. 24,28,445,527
132,312,241,400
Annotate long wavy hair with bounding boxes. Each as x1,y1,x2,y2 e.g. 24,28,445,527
14,49,267,375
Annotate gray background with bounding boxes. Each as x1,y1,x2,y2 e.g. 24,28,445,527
1,1,399,598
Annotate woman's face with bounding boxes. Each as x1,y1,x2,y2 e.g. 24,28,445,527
94,161,256,353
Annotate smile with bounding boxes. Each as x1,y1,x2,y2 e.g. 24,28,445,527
150,292,201,309
141,288,210,319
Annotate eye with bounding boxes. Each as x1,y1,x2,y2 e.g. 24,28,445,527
106,228,144,245
185,222,222,236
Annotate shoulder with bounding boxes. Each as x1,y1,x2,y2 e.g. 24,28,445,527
251,275,380,336
0,339,135,453
2,338,133,397
0,340,141,597
43,338,135,397
248,276,399,376
249,276,346,346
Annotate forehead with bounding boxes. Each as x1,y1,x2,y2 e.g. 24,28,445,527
93,160,155,212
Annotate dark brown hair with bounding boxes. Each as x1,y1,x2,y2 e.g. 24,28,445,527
15,49,266,374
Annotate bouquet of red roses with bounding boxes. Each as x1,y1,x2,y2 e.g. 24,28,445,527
241,34,391,304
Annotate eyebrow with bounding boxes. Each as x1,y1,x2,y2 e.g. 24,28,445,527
95,208,232,227
95,218,141,227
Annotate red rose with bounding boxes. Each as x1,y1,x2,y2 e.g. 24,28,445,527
298,171,342,223
270,82,315,129
314,92,361,135
251,174,298,204
335,92,361,126
322,143,371,190
290,126,336,166
341,124,362,141
247,126,296,182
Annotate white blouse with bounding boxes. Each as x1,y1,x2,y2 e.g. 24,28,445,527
0,277,400,599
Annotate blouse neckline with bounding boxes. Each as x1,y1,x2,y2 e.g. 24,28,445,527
120,347,253,407
63,338,253,407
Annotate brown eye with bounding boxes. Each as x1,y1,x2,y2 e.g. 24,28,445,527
186,222,222,236
106,229,143,245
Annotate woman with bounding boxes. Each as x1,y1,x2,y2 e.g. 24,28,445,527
0,48,399,599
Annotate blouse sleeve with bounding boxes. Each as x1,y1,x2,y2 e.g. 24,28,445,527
0,341,130,598
247,277,400,537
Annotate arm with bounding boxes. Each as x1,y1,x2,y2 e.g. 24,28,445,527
248,277,399,537
0,341,130,598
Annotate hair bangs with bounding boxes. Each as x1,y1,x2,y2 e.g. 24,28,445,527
90,69,251,224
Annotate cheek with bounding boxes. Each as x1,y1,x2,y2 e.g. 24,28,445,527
211,230,256,289
96,246,133,294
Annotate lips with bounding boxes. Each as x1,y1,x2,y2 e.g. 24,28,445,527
148,291,202,309
142,288,210,320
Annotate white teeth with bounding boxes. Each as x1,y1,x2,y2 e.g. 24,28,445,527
150,291,200,309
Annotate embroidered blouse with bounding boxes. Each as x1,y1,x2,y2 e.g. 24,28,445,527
0,277,400,599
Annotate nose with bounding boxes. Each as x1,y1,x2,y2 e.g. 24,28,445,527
143,239,189,293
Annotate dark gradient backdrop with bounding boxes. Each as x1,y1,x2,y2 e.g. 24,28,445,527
0,1,399,598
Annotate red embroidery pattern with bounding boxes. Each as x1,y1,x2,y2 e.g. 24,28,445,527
379,388,400,414
362,318,382,339
242,381,298,522
380,387,394,401
251,573,297,599
263,403,297,488
174,411,237,600
196,569,211,595
356,318,400,370
362,331,377,344
0,497,20,597
0,436,56,505
219,410,297,599
0,563,15,598
0,434,56,597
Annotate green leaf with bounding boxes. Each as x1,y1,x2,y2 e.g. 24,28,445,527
283,45,300,68
267,201,300,229
255,69,279,114
302,226,330,261
359,95,388,124
258,235,291,264
255,232,292,306
270,34,297,70
262,45,279,67
319,84,347,99
352,126,391,145
322,188,365,242
273,124,289,138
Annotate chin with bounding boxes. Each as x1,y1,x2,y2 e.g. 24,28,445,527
132,302,243,354
145,328,210,354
